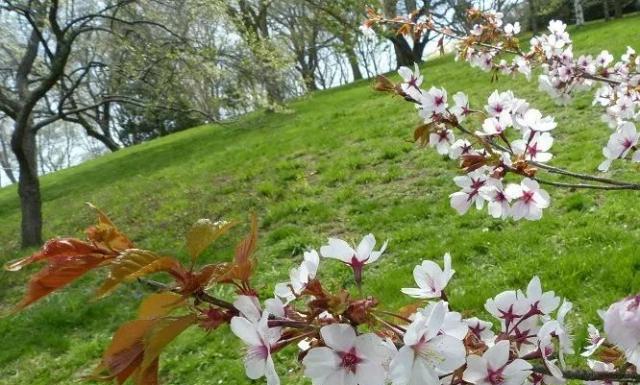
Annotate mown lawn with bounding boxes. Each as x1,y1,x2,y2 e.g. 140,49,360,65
1,15,640,385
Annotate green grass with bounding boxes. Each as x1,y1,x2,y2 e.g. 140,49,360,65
1,16,640,385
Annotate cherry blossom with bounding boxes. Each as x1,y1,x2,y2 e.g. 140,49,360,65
515,109,557,133
479,180,511,219
463,340,533,385
231,313,282,385
430,128,455,155
478,112,513,136
451,91,472,122
274,249,320,303
520,276,561,316
320,234,388,285
398,64,423,101
505,178,550,221
598,122,640,172
401,253,454,299
449,169,490,215
485,290,528,330
389,301,466,385
465,317,496,344
302,323,387,385
512,132,554,162
421,86,448,116
603,295,640,369
449,138,476,160
581,324,605,357
486,90,514,117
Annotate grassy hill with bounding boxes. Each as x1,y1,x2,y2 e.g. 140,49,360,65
1,16,640,385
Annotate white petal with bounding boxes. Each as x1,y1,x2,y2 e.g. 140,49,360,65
320,238,355,263
231,316,262,346
303,347,340,380
321,323,356,352
485,340,510,369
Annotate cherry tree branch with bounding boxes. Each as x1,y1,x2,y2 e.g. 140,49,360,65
532,365,640,383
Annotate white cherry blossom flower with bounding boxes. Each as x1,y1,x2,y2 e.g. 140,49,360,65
320,234,388,285
479,111,513,136
603,295,640,369
479,179,511,219
398,64,423,100
430,128,455,155
512,132,554,163
463,340,532,385
449,139,476,160
231,313,282,385
504,22,520,36
451,91,472,122
421,87,448,116
389,301,466,385
401,253,454,299
450,169,489,215
465,317,496,344
486,90,514,117
485,290,528,331
302,323,387,385
515,109,557,132
581,324,605,357
505,178,550,221
274,249,320,303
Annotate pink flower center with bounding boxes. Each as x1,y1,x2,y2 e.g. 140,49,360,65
522,190,535,204
339,347,362,373
434,95,444,106
487,367,505,385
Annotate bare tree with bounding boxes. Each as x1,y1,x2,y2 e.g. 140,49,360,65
0,0,183,246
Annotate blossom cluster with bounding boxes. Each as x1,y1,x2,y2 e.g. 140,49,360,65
457,15,640,172
229,233,640,385
397,64,554,220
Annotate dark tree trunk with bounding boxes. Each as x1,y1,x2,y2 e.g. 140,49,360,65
613,0,623,18
529,0,539,34
389,35,421,68
603,0,611,20
346,48,363,81
11,117,42,247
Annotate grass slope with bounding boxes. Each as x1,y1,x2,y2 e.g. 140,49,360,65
1,16,640,385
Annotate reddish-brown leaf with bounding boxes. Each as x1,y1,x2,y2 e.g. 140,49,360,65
86,203,134,252
6,239,118,311
96,250,182,298
96,319,156,384
137,292,185,320
140,314,197,370
185,219,237,263
234,214,257,266
4,238,110,272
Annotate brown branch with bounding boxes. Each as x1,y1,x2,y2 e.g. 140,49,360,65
532,365,640,383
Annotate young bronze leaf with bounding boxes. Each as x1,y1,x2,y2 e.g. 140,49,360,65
234,214,257,265
86,203,134,252
137,292,185,320
4,238,111,272
7,239,118,311
14,254,109,311
97,319,157,384
140,314,197,371
185,218,237,263
96,250,181,298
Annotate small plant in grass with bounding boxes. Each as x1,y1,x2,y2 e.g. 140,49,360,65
5,206,640,385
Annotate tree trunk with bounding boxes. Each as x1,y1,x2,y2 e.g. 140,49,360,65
575,0,585,25
346,48,363,81
528,0,539,34
389,35,420,67
613,0,623,18
11,117,43,247
603,0,611,20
